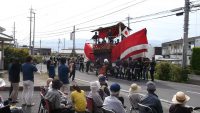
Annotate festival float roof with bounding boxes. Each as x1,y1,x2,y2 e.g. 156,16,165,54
91,22,131,39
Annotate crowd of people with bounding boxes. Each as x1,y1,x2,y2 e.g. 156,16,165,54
0,55,197,113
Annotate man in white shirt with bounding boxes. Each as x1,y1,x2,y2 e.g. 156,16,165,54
103,83,126,113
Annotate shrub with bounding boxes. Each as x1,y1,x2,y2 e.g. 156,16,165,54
155,62,187,82
191,47,200,75
155,62,171,80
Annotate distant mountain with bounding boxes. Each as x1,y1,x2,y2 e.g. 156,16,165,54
148,40,162,47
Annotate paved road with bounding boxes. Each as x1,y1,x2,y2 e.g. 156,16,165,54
37,63,200,112
74,71,200,113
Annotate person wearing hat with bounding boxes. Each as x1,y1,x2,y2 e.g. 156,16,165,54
169,91,193,113
103,83,126,113
0,78,6,108
128,83,143,109
88,81,103,113
140,81,163,113
98,75,110,100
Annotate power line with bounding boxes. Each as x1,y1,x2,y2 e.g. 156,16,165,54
34,4,200,39
36,0,147,34
76,0,148,26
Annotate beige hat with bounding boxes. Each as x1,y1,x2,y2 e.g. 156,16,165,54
0,78,6,87
129,83,141,93
172,91,190,104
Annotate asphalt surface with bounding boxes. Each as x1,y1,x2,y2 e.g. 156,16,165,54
74,70,200,113
1,63,199,113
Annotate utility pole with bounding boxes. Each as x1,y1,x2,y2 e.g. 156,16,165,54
29,8,33,55
126,15,132,28
64,38,65,49
58,38,61,53
72,26,76,57
13,22,16,47
40,40,41,48
182,0,190,68
33,12,36,55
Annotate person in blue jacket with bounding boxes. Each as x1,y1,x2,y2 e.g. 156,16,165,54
58,58,70,95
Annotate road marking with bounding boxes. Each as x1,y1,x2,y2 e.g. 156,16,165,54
186,91,200,95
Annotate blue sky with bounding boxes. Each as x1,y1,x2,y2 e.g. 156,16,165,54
0,0,200,51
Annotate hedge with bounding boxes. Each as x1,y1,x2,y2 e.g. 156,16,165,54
155,62,188,82
191,47,200,75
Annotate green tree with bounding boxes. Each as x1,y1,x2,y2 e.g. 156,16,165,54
4,47,29,69
191,47,200,75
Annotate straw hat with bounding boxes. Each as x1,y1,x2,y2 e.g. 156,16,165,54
0,78,6,87
172,91,190,104
129,83,141,93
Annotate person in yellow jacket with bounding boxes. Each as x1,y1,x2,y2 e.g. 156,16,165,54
70,85,87,113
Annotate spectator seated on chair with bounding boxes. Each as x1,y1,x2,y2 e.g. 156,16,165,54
98,75,110,100
128,83,143,110
70,85,87,113
45,79,74,113
103,83,126,113
169,91,193,113
140,81,163,113
88,81,103,113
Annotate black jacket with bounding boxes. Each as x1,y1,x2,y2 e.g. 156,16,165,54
9,63,21,83
169,104,193,113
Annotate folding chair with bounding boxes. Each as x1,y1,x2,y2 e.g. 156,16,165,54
0,105,11,113
102,107,115,113
44,99,53,113
86,97,94,113
38,92,46,113
128,96,139,113
138,103,153,113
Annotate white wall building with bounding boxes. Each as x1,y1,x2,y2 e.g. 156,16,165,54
162,36,200,65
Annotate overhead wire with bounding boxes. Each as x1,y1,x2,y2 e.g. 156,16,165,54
36,5,184,36
36,0,142,34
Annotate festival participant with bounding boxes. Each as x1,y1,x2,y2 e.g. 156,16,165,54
45,79,74,113
169,91,193,113
21,56,39,106
79,55,84,72
149,58,156,81
103,83,126,113
48,60,55,79
128,83,142,109
88,81,103,113
69,58,76,81
70,85,87,113
140,81,163,113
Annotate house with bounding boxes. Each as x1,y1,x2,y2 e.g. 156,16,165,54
0,26,13,69
162,36,200,65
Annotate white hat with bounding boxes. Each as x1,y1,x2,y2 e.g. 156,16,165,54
172,91,190,104
129,83,141,93
104,59,108,63
0,78,6,87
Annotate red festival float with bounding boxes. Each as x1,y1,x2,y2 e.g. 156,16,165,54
84,22,148,65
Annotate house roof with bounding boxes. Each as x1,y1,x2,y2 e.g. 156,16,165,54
162,36,200,47
0,33,13,41
60,49,84,54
